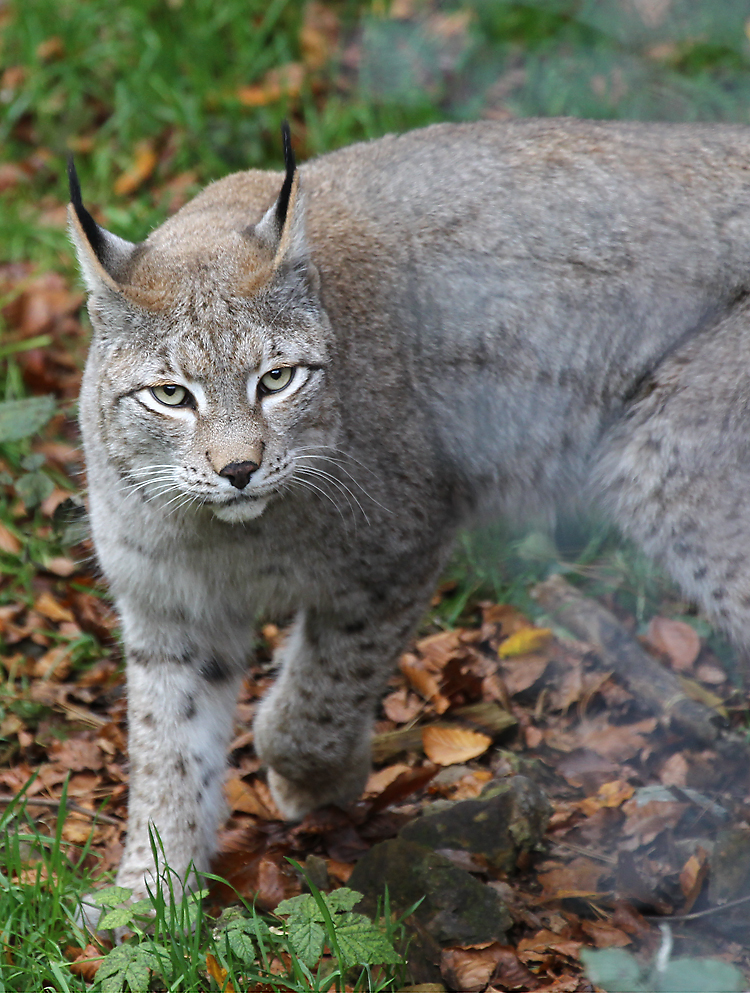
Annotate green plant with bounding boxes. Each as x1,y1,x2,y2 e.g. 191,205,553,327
582,945,747,993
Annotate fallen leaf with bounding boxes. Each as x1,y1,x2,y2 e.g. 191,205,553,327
48,736,103,772
0,714,23,738
34,591,74,623
422,726,491,765
326,859,354,883
646,616,700,671
488,946,540,990
0,523,21,555
300,0,339,70
367,763,439,812
225,776,281,819
498,627,552,658
580,919,632,949
32,646,71,681
537,857,607,898
695,662,727,685
440,943,509,991
578,778,635,816
446,768,494,801
400,655,450,714
620,798,687,848
237,63,304,107
679,847,709,914
382,688,424,723
206,953,235,992
416,630,462,670
67,943,104,981
62,815,93,844
43,556,77,577
658,752,689,787
36,36,64,61
501,654,549,695
114,140,158,196
517,928,582,961
364,763,412,796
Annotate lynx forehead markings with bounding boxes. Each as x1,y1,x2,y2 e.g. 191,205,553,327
69,118,750,906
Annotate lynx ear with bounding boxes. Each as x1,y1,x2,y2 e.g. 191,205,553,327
252,122,305,269
67,157,139,294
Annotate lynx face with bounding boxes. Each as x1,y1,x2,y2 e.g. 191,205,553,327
90,290,337,524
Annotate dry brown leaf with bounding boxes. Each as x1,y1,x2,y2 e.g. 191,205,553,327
517,928,582,961
67,943,104,981
580,919,632,949
44,556,77,577
113,140,158,196
545,717,656,761
206,953,235,993
481,602,532,632
695,662,727,685
536,857,607,899
34,591,74,623
578,778,635,816
300,0,339,70
440,943,508,991
679,847,709,914
326,859,354,883
49,737,103,772
497,627,552,658
364,762,411,797
0,714,23,738
416,630,462,670
646,616,700,671
446,768,494,801
382,688,424,723
0,523,21,555
620,798,687,848
225,776,281,819
400,655,450,713
367,763,439,812
501,654,549,695
32,646,71,681
62,815,94,845
422,726,491,765
237,63,304,107
658,751,689,786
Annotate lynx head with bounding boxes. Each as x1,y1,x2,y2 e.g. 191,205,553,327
70,126,339,524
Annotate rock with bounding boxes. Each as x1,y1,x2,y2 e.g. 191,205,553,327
348,838,512,947
398,775,552,874
708,829,750,940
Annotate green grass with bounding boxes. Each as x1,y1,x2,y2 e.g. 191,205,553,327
0,785,410,992
2,0,750,988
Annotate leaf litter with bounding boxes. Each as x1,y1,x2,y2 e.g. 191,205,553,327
2,6,750,985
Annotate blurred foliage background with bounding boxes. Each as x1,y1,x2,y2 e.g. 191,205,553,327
3,0,750,258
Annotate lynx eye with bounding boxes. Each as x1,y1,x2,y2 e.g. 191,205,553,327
259,367,295,394
150,384,190,407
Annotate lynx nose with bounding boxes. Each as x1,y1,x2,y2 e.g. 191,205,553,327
218,460,259,490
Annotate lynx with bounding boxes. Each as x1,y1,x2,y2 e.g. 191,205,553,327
70,118,750,899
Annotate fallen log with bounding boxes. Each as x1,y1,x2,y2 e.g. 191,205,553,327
372,702,516,764
531,574,723,746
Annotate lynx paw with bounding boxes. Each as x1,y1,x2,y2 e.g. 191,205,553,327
267,762,369,821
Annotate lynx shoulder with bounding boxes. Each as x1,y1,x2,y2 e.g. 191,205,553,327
69,118,750,899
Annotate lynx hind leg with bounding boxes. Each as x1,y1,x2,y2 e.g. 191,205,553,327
254,598,431,820
596,302,750,652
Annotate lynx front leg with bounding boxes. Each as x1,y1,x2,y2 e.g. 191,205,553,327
117,652,244,899
253,600,426,819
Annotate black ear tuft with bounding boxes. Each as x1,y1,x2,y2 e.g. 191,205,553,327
274,121,297,232
67,156,107,263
